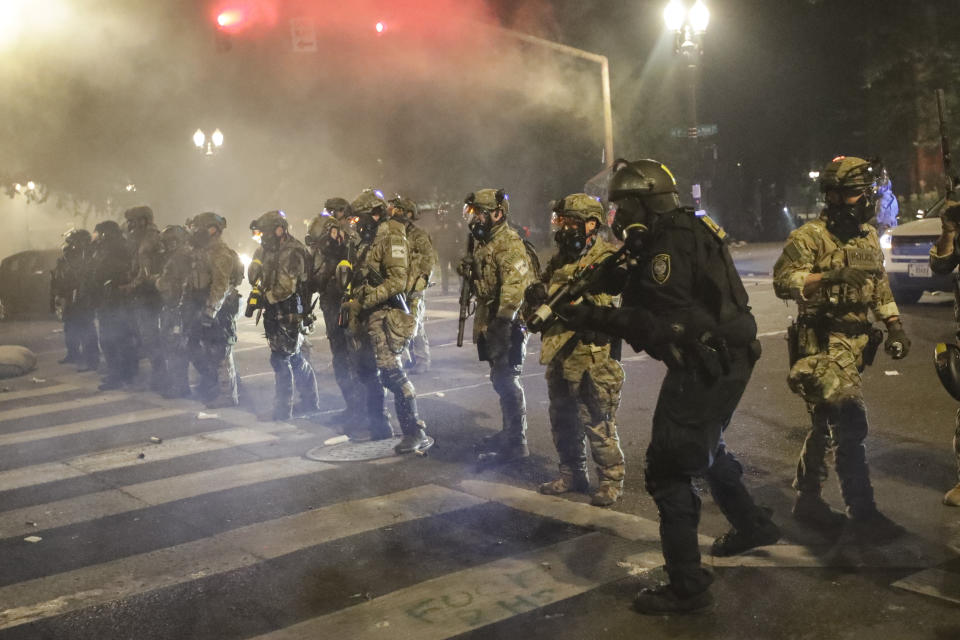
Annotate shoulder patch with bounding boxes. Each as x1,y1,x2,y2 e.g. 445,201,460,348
782,241,802,262
651,253,671,284
698,214,727,241
390,237,407,259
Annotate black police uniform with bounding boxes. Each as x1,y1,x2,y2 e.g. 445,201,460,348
584,208,771,597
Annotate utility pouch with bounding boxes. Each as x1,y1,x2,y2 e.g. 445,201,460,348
861,327,884,368
509,324,527,367
787,320,800,367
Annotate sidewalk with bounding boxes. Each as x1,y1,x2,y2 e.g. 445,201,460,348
728,241,783,277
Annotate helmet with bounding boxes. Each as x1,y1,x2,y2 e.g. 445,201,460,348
123,205,154,225
250,210,289,234
464,188,508,215
189,211,227,233
93,220,122,237
389,195,420,220
63,229,92,247
351,189,388,216
820,156,876,194
552,193,604,224
607,158,680,214
160,224,189,250
324,197,352,217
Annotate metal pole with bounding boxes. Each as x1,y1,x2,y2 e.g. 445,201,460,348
492,26,614,167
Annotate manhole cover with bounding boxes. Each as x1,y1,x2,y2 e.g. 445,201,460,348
306,436,434,462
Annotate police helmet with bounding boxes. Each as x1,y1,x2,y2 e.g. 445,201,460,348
351,189,388,216
93,220,122,237
160,224,189,248
464,188,508,215
190,211,227,233
123,205,154,225
390,195,420,220
63,228,92,246
820,156,876,194
607,158,680,214
324,197,352,216
552,193,605,225
250,210,289,234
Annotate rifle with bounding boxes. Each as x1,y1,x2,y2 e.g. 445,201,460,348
336,249,409,330
525,245,628,334
937,88,959,200
456,235,476,347
245,279,264,325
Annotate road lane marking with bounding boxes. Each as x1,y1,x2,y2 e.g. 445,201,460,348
0,427,279,493
419,374,540,399
0,408,187,447
0,457,332,539
893,568,960,605
0,485,484,631
0,384,80,403
0,393,128,423
252,532,645,640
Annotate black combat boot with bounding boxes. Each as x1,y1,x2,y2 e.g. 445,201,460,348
394,422,430,454
710,507,781,557
633,583,714,615
792,492,847,531
476,436,529,466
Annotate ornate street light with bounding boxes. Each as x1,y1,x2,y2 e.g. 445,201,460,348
192,128,224,155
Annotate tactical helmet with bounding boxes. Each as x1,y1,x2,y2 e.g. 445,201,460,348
464,188,508,215
351,189,388,216
820,156,876,194
607,158,680,214
190,211,227,233
250,210,289,234
123,205,154,225
63,228,92,246
390,196,420,220
160,224,189,248
93,220,122,237
324,197,352,217
552,193,605,224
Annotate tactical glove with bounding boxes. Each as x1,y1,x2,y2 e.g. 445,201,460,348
523,282,548,308
556,302,597,331
884,320,910,359
456,256,473,278
821,267,869,288
338,299,361,336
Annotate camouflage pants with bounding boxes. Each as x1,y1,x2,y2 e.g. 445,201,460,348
789,331,876,516
264,296,317,414
358,308,420,436
409,294,430,366
546,355,625,485
321,302,363,415
482,323,528,441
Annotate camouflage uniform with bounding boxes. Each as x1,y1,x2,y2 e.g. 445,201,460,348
155,227,194,398
306,212,363,420
125,208,166,389
930,217,960,499
51,232,100,370
184,215,244,407
466,192,536,453
773,216,899,517
354,215,424,440
251,211,320,420
540,235,625,494
394,198,437,373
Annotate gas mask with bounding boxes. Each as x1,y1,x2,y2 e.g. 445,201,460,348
552,216,587,256
189,226,212,247
611,196,653,254
826,190,875,242
354,212,378,244
468,213,493,242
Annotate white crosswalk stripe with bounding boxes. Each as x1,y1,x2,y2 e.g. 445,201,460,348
0,392,127,423
0,383,81,403
0,407,187,446
0,427,279,492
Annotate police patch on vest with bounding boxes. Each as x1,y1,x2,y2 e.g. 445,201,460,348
651,253,671,284
391,241,407,259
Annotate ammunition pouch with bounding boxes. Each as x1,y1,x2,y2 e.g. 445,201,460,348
861,327,884,368
787,321,800,367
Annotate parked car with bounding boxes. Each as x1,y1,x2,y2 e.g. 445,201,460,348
879,198,952,304
0,249,59,319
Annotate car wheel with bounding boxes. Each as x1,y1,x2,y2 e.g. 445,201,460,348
893,288,923,305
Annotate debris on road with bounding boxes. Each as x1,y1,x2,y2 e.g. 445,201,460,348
149,436,162,444
31,377,46,383
197,412,219,419
137,452,145,459
323,435,350,446
24,536,42,543
884,370,900,376
25,521,37,527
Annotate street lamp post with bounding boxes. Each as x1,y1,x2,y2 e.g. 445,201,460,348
664,0,710,207
485,25,615,168
192,128,224,155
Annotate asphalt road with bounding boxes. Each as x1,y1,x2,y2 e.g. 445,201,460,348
1,244,959,639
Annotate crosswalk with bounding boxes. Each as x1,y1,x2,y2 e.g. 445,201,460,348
1,361,959,639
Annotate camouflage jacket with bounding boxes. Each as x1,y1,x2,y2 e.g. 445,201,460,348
773,216,899,326
358,218,409,312
128,224,164,292
251,236,310,305
186,238,244,317
471,222,536,340
404,220,438,296
540,237,618,367
307,215,356,307
156,246,194,310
